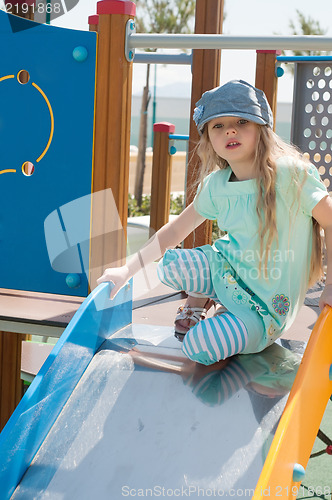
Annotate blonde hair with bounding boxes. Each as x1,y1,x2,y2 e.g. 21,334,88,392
192,124,323,287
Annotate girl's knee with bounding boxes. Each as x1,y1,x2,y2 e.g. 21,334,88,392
181,313,249,365
157,250,180,287
182,326,218,366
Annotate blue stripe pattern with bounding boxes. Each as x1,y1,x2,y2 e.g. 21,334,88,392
157,249,218,300
182,313,249,366
191,359,252,406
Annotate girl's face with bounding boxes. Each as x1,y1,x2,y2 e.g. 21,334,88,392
207,116,259,169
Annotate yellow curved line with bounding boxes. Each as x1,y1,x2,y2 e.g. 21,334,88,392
0,75,14,82
32,82,54,162
0,169,16,175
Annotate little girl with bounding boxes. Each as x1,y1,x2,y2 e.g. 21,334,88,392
98,80,332,366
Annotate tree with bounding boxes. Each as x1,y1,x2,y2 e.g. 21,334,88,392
289,9,329,57
133,0,195,207
136,0,195,34
282,10,330,73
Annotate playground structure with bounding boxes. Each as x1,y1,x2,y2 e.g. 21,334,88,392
0,0,332,497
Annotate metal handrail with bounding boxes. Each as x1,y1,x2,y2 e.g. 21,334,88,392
277,55,332,62
128,34,332,51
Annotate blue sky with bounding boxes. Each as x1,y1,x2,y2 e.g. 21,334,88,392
2,0,332,101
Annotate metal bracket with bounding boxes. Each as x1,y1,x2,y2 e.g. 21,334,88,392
125,19,136,63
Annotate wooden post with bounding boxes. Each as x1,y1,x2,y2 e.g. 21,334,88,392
255,50,281,130
0,333,24,431
184,0,224,249
4,0,35,20
149,122,175,237
88,14,99,33
90,1,135,288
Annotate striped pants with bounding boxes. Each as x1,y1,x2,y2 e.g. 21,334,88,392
157,249,249,366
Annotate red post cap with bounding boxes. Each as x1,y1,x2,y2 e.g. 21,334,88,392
256,50,282,55
88,15,99,25
153,122,176,133
97,0,136,16
5,0,36,4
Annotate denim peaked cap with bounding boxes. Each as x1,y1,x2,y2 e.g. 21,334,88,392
193,80,273,134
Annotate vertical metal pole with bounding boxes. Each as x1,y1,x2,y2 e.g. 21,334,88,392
152,64,157,147
46,0,51,24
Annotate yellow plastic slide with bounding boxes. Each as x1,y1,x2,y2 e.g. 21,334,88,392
253,305,332,499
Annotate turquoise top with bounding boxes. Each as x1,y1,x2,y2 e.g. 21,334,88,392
194,157,328,354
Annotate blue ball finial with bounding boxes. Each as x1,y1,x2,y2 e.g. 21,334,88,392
169,145,177,155
293,463,305,482
276,66,284,78
66,273,81,288
73,46,88,62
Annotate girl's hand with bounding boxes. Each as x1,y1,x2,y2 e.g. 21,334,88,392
97,266,130,299
318,283,332,311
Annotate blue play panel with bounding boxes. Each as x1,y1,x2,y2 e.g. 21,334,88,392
0,11,97,296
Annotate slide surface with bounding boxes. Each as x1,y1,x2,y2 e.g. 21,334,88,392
253,306,332,498
11,324,302,499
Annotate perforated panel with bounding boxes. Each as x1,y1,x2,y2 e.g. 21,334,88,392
291,62,332,191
